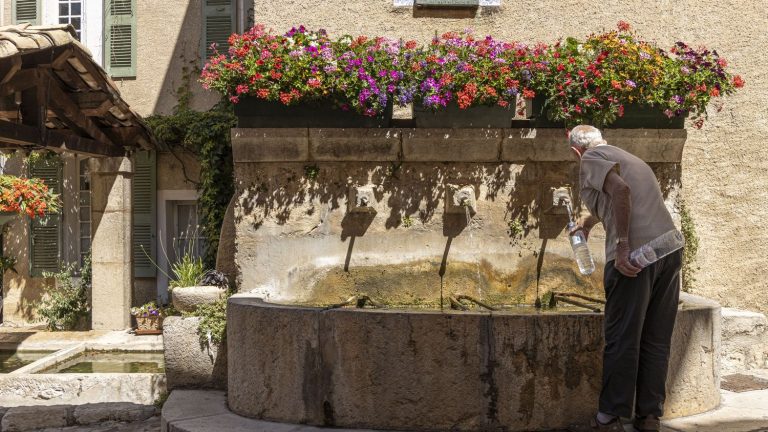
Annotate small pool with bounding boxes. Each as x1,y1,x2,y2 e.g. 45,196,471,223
0,350,54,373
43,351,165,374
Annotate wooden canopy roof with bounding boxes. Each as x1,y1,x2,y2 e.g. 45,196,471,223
0,23,157,157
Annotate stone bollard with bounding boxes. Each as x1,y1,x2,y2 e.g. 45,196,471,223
162,316,227,390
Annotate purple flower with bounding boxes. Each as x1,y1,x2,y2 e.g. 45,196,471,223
625,80,636,88
367,56,374,63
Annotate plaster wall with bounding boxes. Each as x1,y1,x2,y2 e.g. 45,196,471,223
2,154,83,326
110,0,220,115
246,0,768,313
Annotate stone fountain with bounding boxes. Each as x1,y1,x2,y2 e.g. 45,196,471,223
223,127,720,431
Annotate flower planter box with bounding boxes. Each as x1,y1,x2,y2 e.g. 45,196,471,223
525,96,685,129
413,104,514,128
135,315,163,334
234,99,393,128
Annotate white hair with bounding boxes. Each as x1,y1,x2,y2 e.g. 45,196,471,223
569,125,607,149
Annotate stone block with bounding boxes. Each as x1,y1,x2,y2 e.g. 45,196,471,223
74,402,155,425
89,156,133,174
169,413,300,432
215,196,237,281
401,128,501,161
309,128,400,161
501,128,570,161
721,308,768,374
91,262,132,330
171,286,227,313
1,405,69,431
90,209,132,264
232,128,309,162
161,390,229,432
163,316,227,390
603,129,686,162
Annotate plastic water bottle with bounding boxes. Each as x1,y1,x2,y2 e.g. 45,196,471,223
567,221,595,275
629,229,685,269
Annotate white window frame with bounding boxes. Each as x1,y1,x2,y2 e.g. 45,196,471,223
43,0,103,66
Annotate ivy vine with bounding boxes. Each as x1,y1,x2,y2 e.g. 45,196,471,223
145,75,236,269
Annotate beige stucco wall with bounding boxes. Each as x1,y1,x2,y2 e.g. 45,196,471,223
111,0,220,115
241,1,768,314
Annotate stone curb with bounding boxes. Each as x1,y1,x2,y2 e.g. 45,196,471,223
232,127,686,163
0,403,156,431
161,390,389,432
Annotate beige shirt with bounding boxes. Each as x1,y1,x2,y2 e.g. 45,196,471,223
579,145,676,262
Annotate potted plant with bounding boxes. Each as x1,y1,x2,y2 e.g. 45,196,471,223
531,22,743,129
168,253,228,313
0,175,60,224
408,31,544,128
131,301,165,333
200,25,402,127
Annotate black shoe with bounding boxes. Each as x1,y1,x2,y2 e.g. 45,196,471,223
633,415,660,432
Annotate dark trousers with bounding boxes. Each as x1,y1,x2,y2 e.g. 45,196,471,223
599,249,682,418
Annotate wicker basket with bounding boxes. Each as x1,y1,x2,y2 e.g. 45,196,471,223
135,315,163,331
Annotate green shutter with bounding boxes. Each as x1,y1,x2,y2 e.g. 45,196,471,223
202,0,235,62
104,0,136,77
29,157,62,277
133,151,156,277
12,0,41,25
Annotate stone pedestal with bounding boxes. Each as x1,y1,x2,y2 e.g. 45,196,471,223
90,157,133,330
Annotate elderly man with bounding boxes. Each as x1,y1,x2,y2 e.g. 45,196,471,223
568,125,683,432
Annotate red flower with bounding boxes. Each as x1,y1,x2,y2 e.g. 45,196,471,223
256,88,269,99
618,105,625,117
405,40,417,50
522,89,535,99
732,75,745,88
709,88,720,97
617,21,631,32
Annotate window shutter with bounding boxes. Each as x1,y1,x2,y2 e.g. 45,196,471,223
202,0,235,62
12,0,41,25
29,157,62,277
133,151,156,277
104,0,136,77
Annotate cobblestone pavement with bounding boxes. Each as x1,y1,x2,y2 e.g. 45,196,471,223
38,415,160,432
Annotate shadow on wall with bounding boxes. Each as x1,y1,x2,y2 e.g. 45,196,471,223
129,0,223,115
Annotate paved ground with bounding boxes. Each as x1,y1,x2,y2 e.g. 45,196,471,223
38,416,160,432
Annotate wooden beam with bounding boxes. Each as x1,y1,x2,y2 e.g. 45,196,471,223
43,70,116,147
0,56,22,85
0,120,123,157
0,68,39,98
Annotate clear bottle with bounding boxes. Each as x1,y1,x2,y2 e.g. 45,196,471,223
629,229,685,269
567,221,596,275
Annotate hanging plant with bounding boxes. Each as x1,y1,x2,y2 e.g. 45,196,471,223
0,175,60,218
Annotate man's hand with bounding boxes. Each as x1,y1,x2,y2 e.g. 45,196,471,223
569,215,599,240
614,239,641,277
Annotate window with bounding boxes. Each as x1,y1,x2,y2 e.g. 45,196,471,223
171,201,206,262
58,0,83,40
202,0,235,64
13,0,41,25
78,159,91,266
104,0,136,77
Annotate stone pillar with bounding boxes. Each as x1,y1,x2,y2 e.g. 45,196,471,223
89,156,133,330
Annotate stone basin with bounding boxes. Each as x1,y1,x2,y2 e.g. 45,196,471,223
227,292,720,432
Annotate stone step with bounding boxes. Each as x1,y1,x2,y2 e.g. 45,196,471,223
0,403,156,431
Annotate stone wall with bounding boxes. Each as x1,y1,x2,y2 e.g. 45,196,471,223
245,0,768,313
231,128,682,305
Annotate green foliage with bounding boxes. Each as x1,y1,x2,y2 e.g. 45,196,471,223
303,164,320,181
190,296,229,347
169,253,206,290
680,201,699,293
35,257,91,331
145,104,236,269
507,217,525,238
401,215,413,228
154,391,170,409
0,255,17,274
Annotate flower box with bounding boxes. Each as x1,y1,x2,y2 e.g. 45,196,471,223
526,96,685,129
234,99,393,128
412,104,514,128
136,315,163,333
